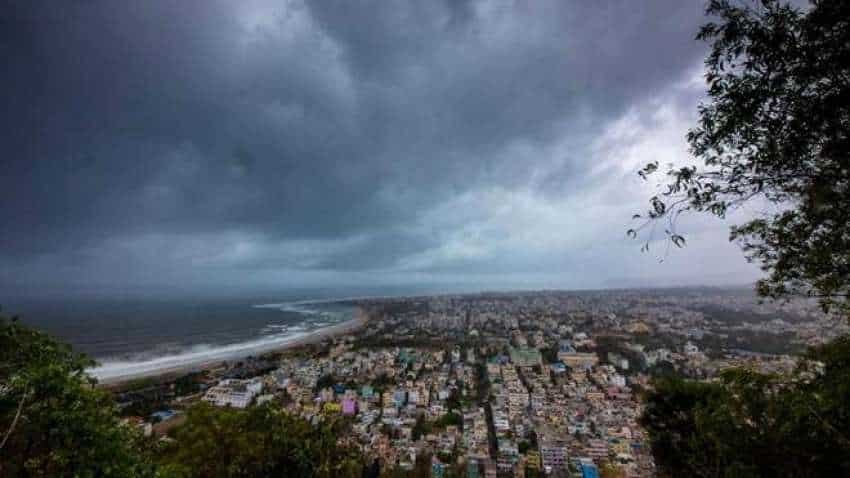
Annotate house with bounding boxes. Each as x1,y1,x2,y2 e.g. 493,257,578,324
342,398,357,415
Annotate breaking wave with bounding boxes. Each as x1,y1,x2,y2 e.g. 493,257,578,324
89,330,311,381
89,299,355,382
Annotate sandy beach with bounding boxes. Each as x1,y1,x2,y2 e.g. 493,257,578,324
94,307,368,387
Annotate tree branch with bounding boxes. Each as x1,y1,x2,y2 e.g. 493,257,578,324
0,392,26,451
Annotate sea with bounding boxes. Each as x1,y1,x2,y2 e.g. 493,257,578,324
1,286,447,381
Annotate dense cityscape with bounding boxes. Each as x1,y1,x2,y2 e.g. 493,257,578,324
114,288,844,477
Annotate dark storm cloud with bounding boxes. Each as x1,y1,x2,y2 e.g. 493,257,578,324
1,0,756,294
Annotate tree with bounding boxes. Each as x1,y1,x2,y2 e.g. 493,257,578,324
412,415,433,441
633,0,850,317
0,316,155,477
434,411,463,429
446,387,463,411
517,440,531,454
641,336,850,477
159,402,363,478
315,373,336,392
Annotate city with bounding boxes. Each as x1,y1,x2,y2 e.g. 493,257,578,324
113,289,845,477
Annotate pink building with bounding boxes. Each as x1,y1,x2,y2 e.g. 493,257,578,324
341,398,357,416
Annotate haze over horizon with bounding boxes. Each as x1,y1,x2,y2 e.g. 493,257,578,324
2,1,767,299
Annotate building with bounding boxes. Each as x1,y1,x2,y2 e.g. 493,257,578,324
509,347,542,367
558,351,599,370
203,378,262,408
540,444,568,474
580,463,600,478
432,457,446,478
483,460,498,478
467,459,480,478
341,398,357,415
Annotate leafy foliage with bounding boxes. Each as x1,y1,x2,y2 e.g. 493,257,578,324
158,402,363,478
635,0,850,316
434,411,463,429
411,415,433,441
315,373,337,392
641,336,850,477
0,316,155,477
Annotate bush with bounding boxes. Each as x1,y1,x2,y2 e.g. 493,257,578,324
641,336,850,477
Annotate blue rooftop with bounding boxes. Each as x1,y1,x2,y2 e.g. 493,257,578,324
151,410,175,421
581,464,600,478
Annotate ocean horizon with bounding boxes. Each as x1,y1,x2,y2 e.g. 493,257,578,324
1,284,489,380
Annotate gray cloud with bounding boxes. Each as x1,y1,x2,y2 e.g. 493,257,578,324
1,0,761,296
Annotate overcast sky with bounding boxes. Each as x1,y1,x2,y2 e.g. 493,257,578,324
1,0,765,298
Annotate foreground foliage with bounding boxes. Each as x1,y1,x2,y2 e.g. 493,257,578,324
641,336,850,477
0,316,156,477
158,403,363,478
636,1,850,475
635,0,850,316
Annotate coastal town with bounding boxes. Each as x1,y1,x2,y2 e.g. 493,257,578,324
113,289,845,478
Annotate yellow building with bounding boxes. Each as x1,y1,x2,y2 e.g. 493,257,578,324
525,451,541,470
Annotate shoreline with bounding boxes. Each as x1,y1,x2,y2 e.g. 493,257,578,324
95,307,368,388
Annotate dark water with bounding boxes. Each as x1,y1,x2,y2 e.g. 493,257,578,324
4,297,351,360
0,286,437,379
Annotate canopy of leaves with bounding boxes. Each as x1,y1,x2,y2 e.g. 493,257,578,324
0,316,155,477
635,0,850,316
158,402,363,478
641,336,850,477
411,415,433,441
434,411,463,429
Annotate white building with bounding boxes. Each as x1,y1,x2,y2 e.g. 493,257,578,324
203,378,263,408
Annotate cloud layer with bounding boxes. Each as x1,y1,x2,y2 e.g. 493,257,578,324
1,0,762,296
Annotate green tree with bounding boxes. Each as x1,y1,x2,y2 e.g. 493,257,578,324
159,402,363,478
445,387,462,411
633,0,850,317
315,373,336,392
434,411,463,429
411,415,433,441
0,316,155,477
641,336,850,477
517,440,530,454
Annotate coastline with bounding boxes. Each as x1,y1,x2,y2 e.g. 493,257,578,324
95,307,368,388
